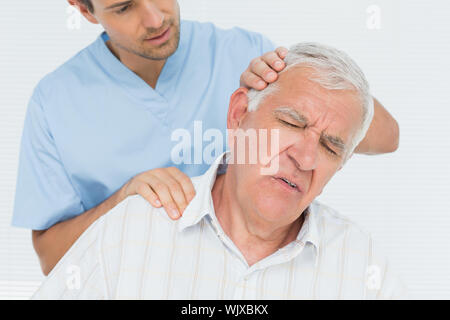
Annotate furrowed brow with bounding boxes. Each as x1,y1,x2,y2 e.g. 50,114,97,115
322,134,346,151
273,107,308,124
105,1,132,10
274,107,347,152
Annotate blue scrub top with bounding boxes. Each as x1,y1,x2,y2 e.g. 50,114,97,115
12,20,274,230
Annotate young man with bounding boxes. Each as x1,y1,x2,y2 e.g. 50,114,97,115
12,0,399,276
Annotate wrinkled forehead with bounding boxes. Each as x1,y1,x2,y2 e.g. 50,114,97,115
259,67,364,144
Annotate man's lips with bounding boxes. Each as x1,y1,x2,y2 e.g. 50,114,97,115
271,176,302,193
144,26,171,44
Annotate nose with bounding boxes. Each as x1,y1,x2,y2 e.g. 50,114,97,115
288,131,319,172
140,1,165,29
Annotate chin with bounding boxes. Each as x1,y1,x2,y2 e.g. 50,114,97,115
253,193,299,223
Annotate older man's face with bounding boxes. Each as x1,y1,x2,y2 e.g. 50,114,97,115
227,67,363,228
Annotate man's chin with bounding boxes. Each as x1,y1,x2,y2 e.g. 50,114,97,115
254,197,304,223
135,42,175,60
254,207,299,225
139,27,180,60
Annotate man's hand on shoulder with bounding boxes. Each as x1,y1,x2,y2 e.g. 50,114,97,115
121,167,196,220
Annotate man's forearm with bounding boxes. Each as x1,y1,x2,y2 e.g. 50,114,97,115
354,98,400,155
32,185,128,276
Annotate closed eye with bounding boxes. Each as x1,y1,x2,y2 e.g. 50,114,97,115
116,4,131,14
278,119,304,129
321,142,338,156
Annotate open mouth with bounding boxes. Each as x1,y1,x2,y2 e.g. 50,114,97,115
272,176,301,193
280,177,297,189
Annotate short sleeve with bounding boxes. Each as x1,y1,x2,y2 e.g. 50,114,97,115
237,27,276,56
12,86,84,230
259,33,276,55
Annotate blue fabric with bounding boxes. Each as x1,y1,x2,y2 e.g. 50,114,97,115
12,20,275,230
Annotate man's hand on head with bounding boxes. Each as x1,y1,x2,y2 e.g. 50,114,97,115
121,167,196,220
240,47,288,90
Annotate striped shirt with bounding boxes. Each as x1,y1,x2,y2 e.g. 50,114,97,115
32,153,407,299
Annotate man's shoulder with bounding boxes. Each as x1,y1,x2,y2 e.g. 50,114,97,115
312,201,370,234
183,20,274,53
184,19,265,39
310,201,376,253
34,37,100,98
101,195,174,230
308,201,408,299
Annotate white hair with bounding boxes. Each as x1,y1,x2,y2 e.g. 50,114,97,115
247,42,374,158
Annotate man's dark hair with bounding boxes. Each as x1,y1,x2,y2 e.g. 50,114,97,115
79,0,94,13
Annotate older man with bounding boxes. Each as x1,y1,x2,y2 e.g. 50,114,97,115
32,43,406,300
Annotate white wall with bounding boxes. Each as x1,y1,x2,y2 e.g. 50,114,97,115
1,0,449,299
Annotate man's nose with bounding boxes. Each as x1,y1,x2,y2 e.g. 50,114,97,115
288,132,319,172
141,1,165,30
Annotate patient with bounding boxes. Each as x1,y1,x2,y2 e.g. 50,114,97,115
33,43,406,299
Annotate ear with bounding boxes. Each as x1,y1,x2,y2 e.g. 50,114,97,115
227,87,250,130
68,0,99,24
227,87,250,151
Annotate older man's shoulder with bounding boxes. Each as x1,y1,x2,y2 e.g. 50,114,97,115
311,200,369,230
309,201,408,299
310,200,376,253
97,195,175,245
101,194,173,226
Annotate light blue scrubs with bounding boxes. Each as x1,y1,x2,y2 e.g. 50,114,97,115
12,20,274,230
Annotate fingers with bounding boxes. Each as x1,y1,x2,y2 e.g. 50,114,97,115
167,167,196,203
129,167,196,221
240,70,267,90
275,46,288,60
250,57,278,83
136,183,161,208
159,173,189,214
241,47,289,90
262,51,285,73
144,174,183,220
153,168,194,217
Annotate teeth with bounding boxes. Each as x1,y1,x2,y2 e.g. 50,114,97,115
281,178,297,188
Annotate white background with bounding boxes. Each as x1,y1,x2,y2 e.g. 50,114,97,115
1,0,449,299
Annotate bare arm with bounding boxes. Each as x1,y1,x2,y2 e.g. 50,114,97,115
32,187,125,276
33,167,196,276
354,98,400,155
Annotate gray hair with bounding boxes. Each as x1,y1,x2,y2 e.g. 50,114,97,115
247,42,374,158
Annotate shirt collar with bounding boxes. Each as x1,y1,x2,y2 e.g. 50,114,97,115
177,152,227,232
295,204,321,257
177,152,321,257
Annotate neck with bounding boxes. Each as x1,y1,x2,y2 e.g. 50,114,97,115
106,40,166,89
212,169,303,267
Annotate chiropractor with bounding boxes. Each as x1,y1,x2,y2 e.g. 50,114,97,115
12,0,399,276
